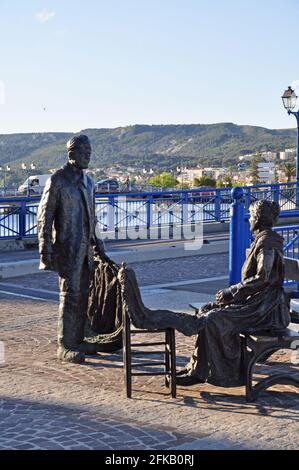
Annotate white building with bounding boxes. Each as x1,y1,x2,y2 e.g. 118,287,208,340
260,151,277,161
239,151,277,162
280,148,296,161
182,167,226,182
256,162,276,183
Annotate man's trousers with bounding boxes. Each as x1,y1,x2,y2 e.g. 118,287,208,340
57,243,91,351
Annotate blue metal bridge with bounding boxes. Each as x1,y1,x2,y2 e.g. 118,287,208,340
0,181,298,239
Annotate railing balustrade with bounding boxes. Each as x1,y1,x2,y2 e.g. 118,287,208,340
0,181,299,239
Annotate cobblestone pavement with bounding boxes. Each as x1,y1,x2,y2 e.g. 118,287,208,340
1,253,229,292
0,282,299,450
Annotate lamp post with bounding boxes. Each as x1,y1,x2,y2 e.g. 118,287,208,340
281,86,299,206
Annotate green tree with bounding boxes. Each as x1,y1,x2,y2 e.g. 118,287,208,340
177,182,191,189
283,162,296,182
149,172,178,188
216,176,233,188
193,176,216,188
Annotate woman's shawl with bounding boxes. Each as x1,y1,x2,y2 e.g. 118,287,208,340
84,255,202,350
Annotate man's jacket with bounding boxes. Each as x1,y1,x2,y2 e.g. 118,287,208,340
37,163,97,273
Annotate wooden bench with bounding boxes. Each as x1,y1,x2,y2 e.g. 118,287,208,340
242,328,299,401
189,256,299,401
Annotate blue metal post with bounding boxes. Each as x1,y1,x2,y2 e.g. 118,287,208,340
146,194,153,239
215,189,221,221
146,194,153,228
273,182,279,205
229,187,245,285
288,110,299,207
19,201,26,238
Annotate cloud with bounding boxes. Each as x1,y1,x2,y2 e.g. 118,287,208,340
35,10,56,23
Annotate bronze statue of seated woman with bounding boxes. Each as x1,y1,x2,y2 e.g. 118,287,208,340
175,199,291,386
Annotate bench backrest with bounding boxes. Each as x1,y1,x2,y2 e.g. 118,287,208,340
245,249,299,282
284,257,299,281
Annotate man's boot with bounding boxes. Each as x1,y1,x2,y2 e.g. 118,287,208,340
57,346,85,363
57,299,85,364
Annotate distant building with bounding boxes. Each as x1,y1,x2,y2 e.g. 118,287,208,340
260,151,277,160
239,151,277,161
239,154,254,161
257,162,276,183
280,148,296,160
183,167,226,182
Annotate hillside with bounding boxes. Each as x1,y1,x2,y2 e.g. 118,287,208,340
0,123,296,171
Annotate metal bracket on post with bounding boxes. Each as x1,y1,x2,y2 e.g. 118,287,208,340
229,187,245,286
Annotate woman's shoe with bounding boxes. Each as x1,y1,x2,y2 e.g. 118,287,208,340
176,374,206,386
176,367,190,376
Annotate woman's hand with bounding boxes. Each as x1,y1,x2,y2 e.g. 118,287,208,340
215,288,233,304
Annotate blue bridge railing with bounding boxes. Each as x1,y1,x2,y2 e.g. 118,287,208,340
0,181,299,239
229,186,299,288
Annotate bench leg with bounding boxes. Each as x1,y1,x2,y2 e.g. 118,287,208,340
169,329,176,398
246,345,296,402
165,330,170,388
123,311,132,398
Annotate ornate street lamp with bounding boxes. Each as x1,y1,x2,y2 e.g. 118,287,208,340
282,86,298,111
281,86,299,194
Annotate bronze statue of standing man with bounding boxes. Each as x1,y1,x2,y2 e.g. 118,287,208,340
37,135,106,363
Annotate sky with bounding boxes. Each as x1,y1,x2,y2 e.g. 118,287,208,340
0,0,299,134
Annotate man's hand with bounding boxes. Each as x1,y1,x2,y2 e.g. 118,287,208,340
40,253,54,271
215,288,233,305
94,238,105,255
94,239,110,262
